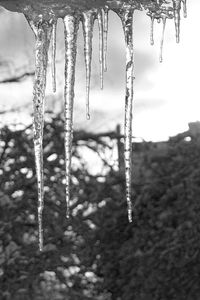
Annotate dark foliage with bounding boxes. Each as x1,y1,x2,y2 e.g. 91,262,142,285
0,114,112,300
94,134,200,300
1,114,200,300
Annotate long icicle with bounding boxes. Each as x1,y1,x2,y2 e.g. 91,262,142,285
63,15,79,218
150,13,155,46
159,16,167,63
82,11,95,120
97,9,104,90
173,0,181,43
26,17,52,251
103,7,109,72
52,20,57,93
118,7,134,223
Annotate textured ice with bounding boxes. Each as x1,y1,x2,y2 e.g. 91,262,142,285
0,0,187,249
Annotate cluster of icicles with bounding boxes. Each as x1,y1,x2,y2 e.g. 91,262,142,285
23,0,187,251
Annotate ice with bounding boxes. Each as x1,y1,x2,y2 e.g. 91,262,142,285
51,20,57,93
150,13,155,46
26,16,53,251
159,16,167,63
63,15,79,218
173,0,181,43
97,9,104,90
182,0,187,18
117,6,134,223
20,0,188,248
82,10,96,120
103,7,109,72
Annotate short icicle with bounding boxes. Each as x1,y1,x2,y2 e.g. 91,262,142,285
173,0,181,43
63,15,79,218
182,0,187,18
26,17,53,251
159,16,167,63
118,7,134,223
103,7,109,72
97,9,104,90
51,20,57,93
82,11,95,120
150,13,155,46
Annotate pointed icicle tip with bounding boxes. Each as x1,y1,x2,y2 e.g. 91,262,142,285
86,113,91,120
63,15,79,219
66,211,70,219
128,208,133,223
38,206,44,251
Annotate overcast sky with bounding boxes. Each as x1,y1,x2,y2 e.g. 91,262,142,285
0,0,199,141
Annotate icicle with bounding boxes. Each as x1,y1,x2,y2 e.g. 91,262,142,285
63,15,79,218
97,9,104,90
118,7,134,223
159,16,167,63
82,11,95,120
103,7,109,72
26,17,53,251
150,14,155,46
173,0,181,43
182,0,187,18
51,20,57,93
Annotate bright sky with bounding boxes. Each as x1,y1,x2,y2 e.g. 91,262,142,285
0,0,199,141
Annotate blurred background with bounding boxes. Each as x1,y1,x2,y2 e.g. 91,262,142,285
1,1,200,300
